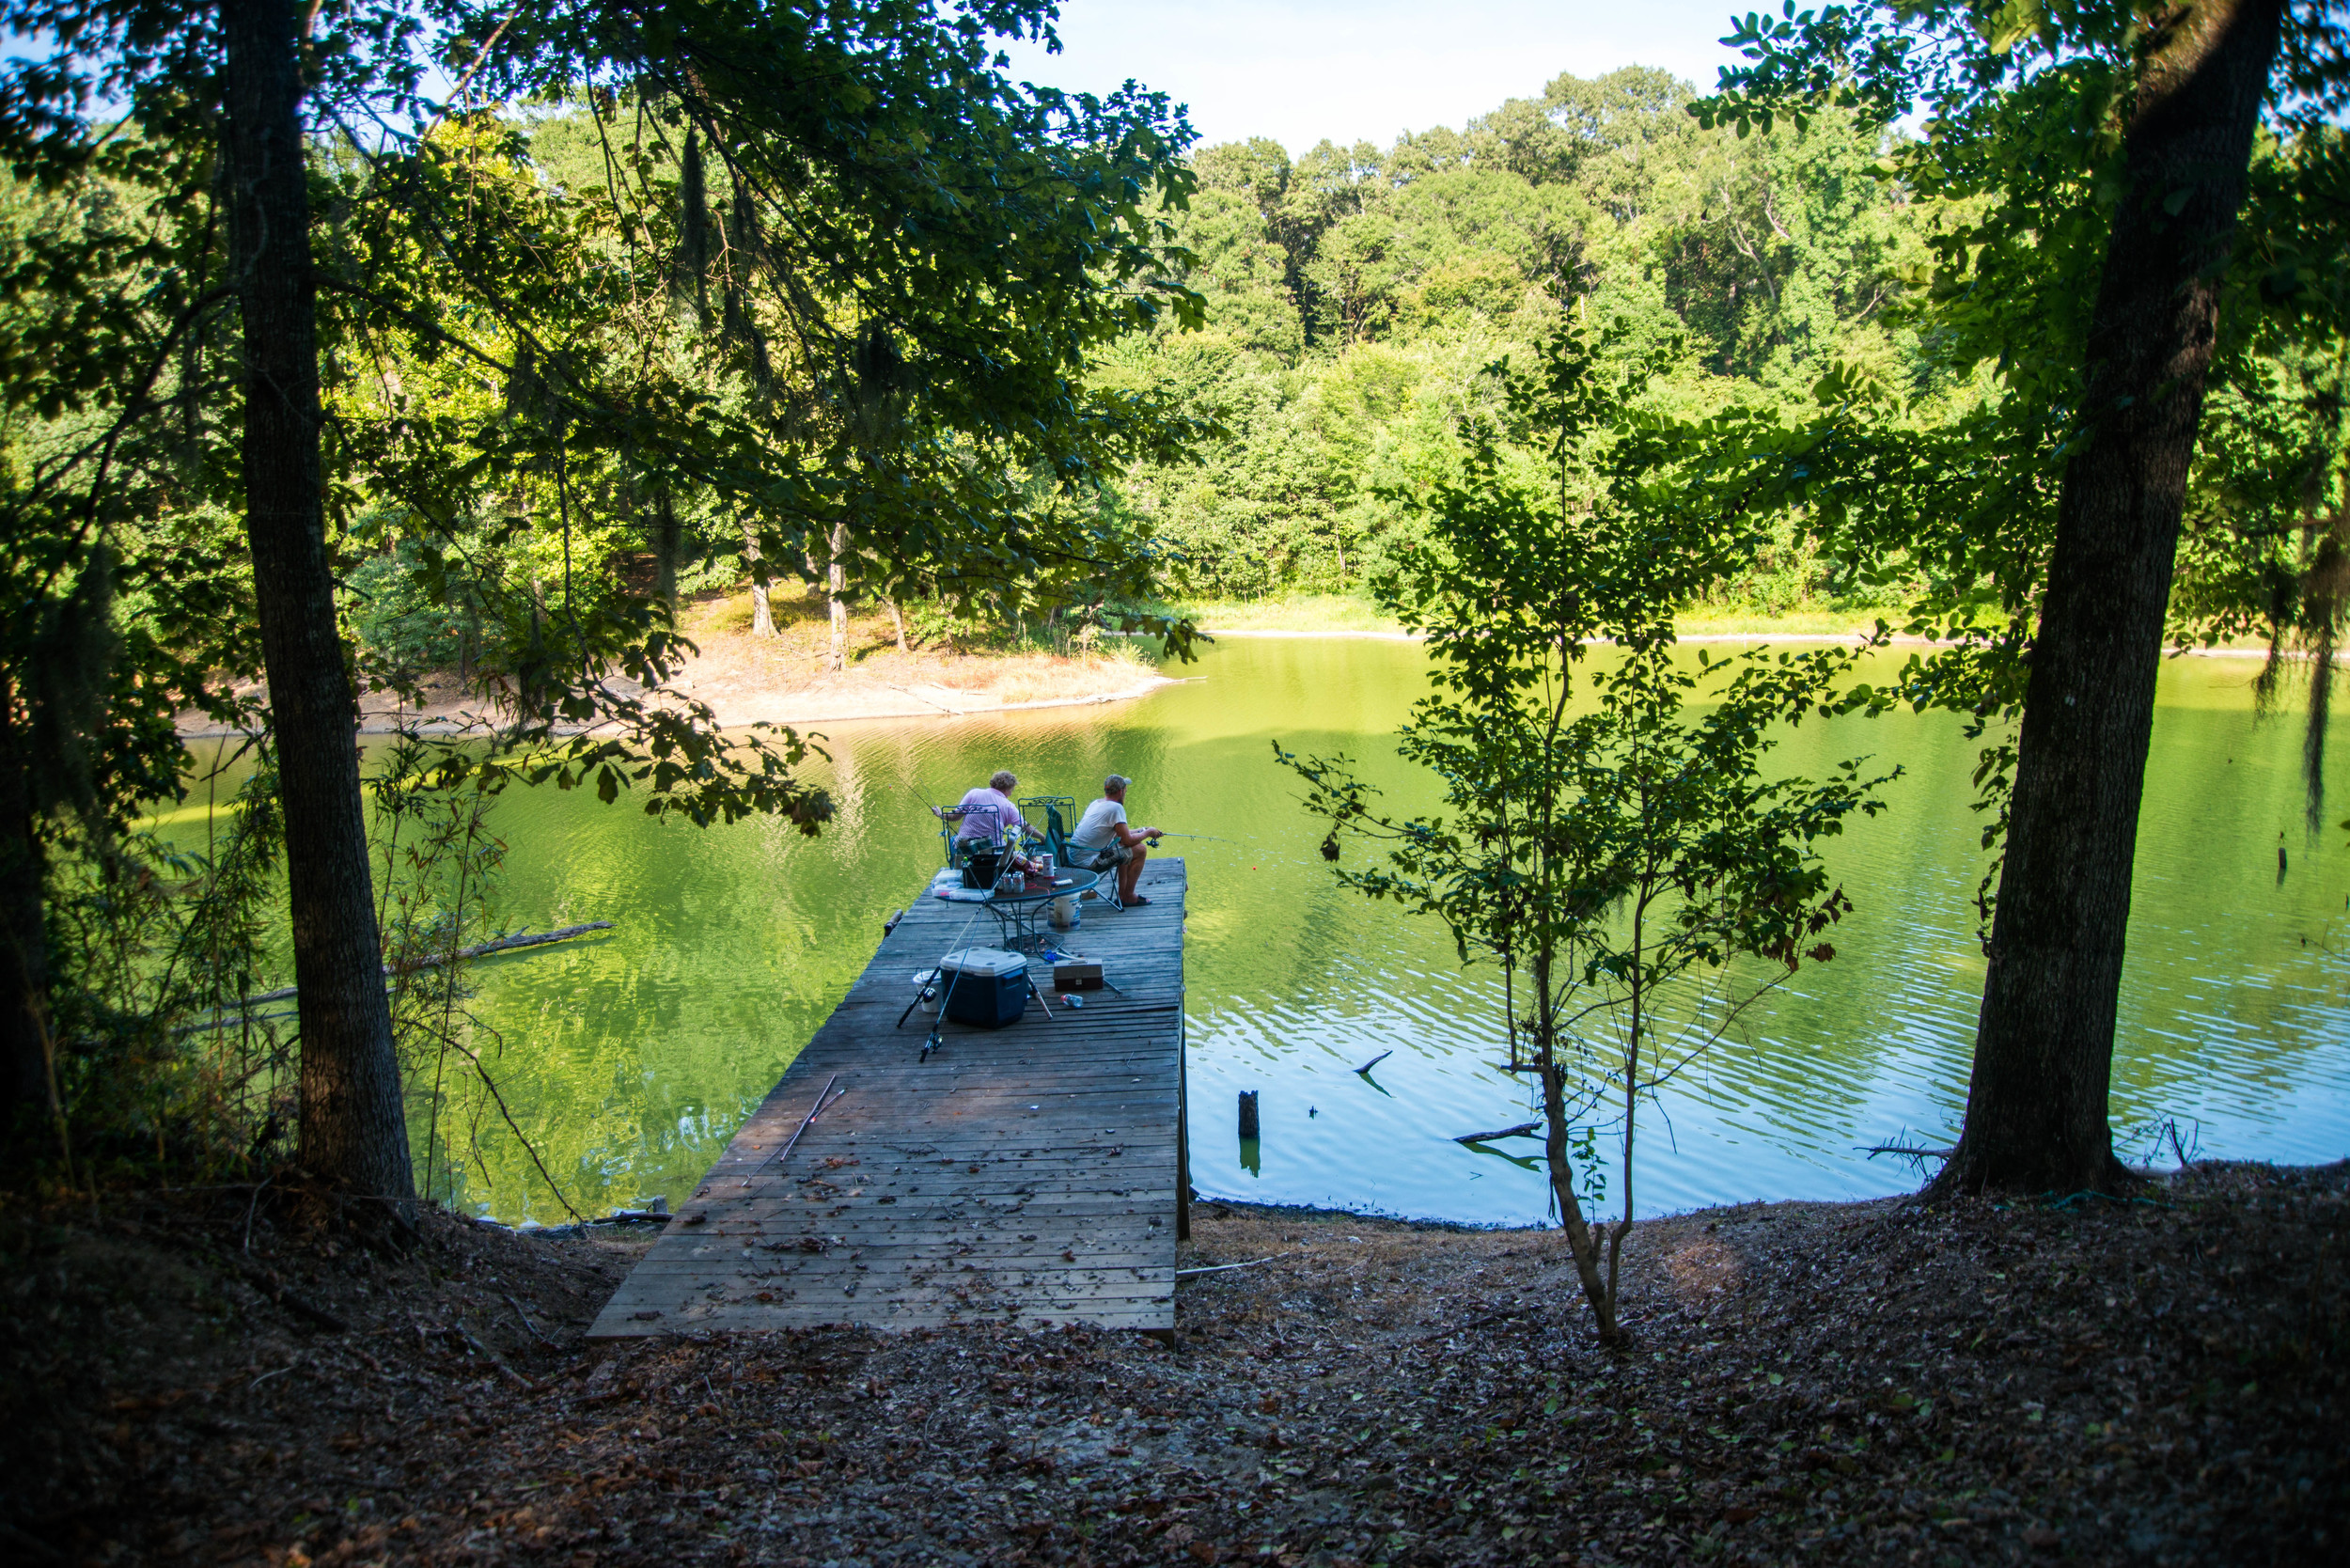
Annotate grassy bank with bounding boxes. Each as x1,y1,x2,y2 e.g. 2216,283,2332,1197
8,1164,2342,1565
1135,593,1900,641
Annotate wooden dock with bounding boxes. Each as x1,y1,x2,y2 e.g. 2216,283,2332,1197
588,858,1188,1337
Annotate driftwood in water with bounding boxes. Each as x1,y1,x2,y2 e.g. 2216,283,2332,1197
392,920,615,973
177,1008,300,1036
1354,1050,1391,1075
203,921,617,1011
1454,1121,1541,1144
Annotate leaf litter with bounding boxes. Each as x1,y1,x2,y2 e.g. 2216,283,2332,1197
3,1161,2343,1565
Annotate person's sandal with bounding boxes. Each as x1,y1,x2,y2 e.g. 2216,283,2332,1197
1124,895,1151,907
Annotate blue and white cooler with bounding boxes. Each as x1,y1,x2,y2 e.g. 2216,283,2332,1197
936,948,1031,1027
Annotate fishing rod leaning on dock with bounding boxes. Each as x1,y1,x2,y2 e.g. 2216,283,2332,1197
900,902,986,1060
740,1072,846,1187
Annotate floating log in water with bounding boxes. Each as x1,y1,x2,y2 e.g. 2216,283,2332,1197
1354,1050,1391,1075
177,1008,300,1036
202,921,616,1011
1454,1121,1540,1144
396,920,616,973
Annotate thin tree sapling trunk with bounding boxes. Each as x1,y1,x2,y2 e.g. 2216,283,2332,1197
222,0,415,1208
744,522,775,636
653,491,682,621
827,521,848,671
1941,0,2284,1197
1534,937,1621,1343
1540,1062,1622,1343
1612,867,1646,1307
888,598,909,652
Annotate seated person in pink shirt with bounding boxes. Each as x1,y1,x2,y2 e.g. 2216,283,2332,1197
935,770,1027,850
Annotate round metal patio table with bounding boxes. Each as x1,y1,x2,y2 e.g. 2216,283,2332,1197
980,868,1101,955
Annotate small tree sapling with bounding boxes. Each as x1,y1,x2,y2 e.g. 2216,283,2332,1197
1280,311,1898,1342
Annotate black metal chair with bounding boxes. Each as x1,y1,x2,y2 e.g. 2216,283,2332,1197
936,802,1005,884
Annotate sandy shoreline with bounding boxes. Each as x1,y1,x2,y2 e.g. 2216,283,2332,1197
171,618,2286,740
175,594,1182,739
174,669,1180,739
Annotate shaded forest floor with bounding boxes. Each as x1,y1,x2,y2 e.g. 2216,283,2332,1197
6,1163,2344,1567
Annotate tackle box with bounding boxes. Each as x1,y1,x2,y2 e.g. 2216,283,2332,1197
937,948,1030,1027
1052,961,1104,992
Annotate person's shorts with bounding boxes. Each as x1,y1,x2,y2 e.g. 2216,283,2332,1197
1084,842,1135,870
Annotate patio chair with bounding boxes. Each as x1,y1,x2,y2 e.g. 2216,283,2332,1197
1018,795,1077,865
936,802,1003,878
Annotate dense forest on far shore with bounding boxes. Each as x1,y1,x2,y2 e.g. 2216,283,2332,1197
337,66,1929,687
334,63,1954,687
1100,67,1929,611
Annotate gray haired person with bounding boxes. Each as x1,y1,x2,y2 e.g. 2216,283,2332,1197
1069,774,1159,906
934,769,1027,846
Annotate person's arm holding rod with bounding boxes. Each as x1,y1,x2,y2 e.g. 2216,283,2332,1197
1075,775,1154,906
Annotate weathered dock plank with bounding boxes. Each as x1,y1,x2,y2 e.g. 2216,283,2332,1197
588,857,1187,1336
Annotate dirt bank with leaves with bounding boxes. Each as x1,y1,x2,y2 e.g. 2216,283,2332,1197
647,598,1173,728
179,594,1175,739
6,1164,2342,1566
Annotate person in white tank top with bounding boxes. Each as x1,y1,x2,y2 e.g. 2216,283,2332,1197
1069,774,1158,905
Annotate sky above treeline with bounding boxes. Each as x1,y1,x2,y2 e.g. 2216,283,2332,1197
996,0,1754,155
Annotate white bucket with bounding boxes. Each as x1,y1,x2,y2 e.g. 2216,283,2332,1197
912,967,942,1014
1050,895,1079,930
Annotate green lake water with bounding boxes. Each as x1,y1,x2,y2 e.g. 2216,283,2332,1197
172,636,2350,1225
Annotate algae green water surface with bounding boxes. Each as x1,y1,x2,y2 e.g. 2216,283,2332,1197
201,637,2350,1223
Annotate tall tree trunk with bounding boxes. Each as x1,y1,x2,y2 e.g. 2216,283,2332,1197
826,522,848,672
223,0,414,1208
652,491,682,622
887,598,909,652
1939,0,2283,1197
0,674,52,1149
744,522,775,637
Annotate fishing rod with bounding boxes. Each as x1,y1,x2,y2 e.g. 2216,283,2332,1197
907,773,1222,849
740,1073,844,1187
